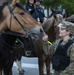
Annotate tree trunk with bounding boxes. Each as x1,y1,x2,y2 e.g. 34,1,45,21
47,8,49,17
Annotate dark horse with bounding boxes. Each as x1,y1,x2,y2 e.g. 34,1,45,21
15,13,64,75
0,0,47,75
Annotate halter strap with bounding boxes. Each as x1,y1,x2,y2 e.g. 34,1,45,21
7,4,31,37
8,5,28,32
8,5,36,38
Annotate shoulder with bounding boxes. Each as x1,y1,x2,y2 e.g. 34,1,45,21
71,36,74,41
69,43,74,49
24,3,28,8
66,37,74,56
24,3,28,6
67,37,74,53
51,39,61,49
37,7,44,11
67,43,74,57
49,39,61,54
68,36,74,49
54,39,61,44
40,7,44,10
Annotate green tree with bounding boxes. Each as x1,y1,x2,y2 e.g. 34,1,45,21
20,0,26,4
5,0,74,16
61,0,74,16
42,0,74,17
6,0,26,4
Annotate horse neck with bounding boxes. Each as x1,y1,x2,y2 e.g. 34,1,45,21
42,16,54,32
46,23,56,43
42,16,56,42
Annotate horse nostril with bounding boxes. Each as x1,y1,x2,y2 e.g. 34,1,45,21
40,28,43,33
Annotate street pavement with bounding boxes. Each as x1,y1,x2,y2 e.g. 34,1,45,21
12,57,39,75
12,57,54,75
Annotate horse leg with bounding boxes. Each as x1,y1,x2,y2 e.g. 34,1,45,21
15,55,25,74
3,69,12,75
43,63,46,75
0,69,2,75
3,68,11,75
3,61,13,75
45,57,50,75
9,69,13,75
38,57,44,75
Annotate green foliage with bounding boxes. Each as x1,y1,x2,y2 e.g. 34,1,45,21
5,0,26,4
20,0,26,4
6,0,12,2
42,0,74,16
61,0,74,15
5,0,74,15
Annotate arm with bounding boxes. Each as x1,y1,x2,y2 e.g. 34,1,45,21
40,7,47,23
43,39,60,56
11,0,19,7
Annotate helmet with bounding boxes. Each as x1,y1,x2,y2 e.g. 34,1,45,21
27,0,36,3
58,21,74,35
55,5,63,14
35,0,42,2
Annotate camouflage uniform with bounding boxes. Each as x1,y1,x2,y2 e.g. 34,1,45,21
43,21,74,75
50,38,74,75
60,42,74,75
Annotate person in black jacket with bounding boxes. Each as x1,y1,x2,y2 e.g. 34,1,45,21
25,0,39,22
35,0,47,23
25,0,47,24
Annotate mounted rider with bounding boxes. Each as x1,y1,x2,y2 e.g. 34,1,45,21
56,5,63,15
35,0,47,23
25,0,47,23
25,0,39,20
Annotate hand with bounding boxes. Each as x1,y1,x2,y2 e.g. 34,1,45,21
43,17,47,23
42,34,48,41
11,0,20,7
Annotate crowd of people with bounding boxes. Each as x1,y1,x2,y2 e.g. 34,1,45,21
25,0,47,24
8,0,74,75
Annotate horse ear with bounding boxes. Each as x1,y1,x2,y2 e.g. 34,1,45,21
53,14,57,19
11,0,19,7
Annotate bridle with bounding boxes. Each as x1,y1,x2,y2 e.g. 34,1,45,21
8,4,31,37
7,4,39,39
0,3,38,50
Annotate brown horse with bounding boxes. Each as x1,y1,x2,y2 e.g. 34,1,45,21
15,13,64,75
0,0,47,75
65,14,74,23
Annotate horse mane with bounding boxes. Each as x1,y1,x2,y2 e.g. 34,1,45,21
0,2,8,20
0,2,30,21
15,3,30,14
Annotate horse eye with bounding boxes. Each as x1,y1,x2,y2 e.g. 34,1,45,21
19,13,24,15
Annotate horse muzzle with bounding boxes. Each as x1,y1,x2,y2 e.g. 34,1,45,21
29,26,48,41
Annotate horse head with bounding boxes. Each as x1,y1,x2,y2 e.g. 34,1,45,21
0,0,47,41
41,13,64,42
